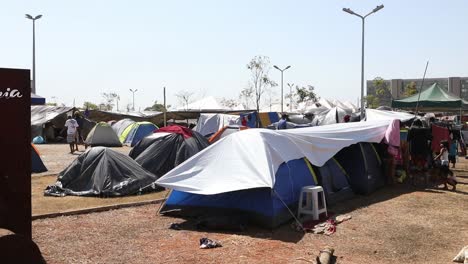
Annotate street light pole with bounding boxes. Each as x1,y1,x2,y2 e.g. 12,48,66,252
129,89,138,111
342,5,384,118
273,65,291,113
287,83,295,112
25,14,42,94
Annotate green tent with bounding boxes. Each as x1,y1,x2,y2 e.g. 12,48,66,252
391,83,468,111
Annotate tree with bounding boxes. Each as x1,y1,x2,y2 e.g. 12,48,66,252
101,92,119,111
295,85,319,103
220,98,239,109
46,102,57,106
372,77,392,106
365,95,380,109
144,100,169,112
83,101,98,110
246,55,277,125
175,90,194,110
239,87,254,109
404,81,418,97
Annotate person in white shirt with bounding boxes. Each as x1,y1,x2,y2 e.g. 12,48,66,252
64,115,79,154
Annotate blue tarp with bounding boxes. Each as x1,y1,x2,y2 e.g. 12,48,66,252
31,93,46,105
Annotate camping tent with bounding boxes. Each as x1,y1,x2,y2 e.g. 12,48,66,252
121,121,158,146
85,122,122,147
112,118,136,142
391,83,468,111
44,147,158,196
314,158,354,205
129,125,210,178
31,93,46,105
161,158,318,228
156,120,394,227
334,143,385,194
31,106,74,139
31,144,47,173
194,113,241,137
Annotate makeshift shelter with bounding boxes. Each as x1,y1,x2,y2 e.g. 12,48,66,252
44,147,158,197
391,83,468,111
31,106,74,139
209,125,248,143
121,121,158,146
129,125,210,178
85,122,122,147
31,144,47,173
334,143,385,194
312,107,348,126
112,118,136,142
156,120,394,227
194,113,241,137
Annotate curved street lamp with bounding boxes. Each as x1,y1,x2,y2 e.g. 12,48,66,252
25,14,43,94
273,65,291,113
342,5,384,118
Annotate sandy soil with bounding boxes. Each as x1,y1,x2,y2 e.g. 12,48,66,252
31,145,468,263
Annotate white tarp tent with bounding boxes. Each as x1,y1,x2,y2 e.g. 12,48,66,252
177,96,244,111
156,119,393,195
194,113,241,136
365,109,414,122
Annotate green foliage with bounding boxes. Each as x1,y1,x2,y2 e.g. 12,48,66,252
404,81,418,97
83,101,98,110
295,85,319,103
365,95,380,109
144,101,168,112
46,102,57,106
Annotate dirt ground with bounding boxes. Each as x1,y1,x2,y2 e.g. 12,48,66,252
32,144,468,263
32,144,167,216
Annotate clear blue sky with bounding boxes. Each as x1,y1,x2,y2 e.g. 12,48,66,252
1,0,467,110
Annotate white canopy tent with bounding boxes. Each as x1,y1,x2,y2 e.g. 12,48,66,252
156,119,393,195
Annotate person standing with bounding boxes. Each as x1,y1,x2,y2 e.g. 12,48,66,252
277,114,288,130
449,138,458,168
74,112,84,151
64,115,79,154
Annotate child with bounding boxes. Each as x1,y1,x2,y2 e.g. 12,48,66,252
434,141,457,190
449,138,457,168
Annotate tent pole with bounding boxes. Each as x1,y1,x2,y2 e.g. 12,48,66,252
156,189,172,215
272,189,305,233
163,87,167,127
412,61,429,126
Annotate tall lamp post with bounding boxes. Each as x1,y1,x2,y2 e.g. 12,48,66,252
25,14,42,94
342,4,384,118
273,65,291,113
129,89,138,111
287,83,295,112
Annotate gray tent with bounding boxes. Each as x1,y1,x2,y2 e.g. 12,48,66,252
44,147,158,196
85,122,122,147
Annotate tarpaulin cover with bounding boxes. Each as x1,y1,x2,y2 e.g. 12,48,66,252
129,129,209,178
157,125,193,139
365,109,414,122
194,113,241,136
44,147,158,197
156,119,394,195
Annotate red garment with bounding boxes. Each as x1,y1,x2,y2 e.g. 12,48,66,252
156,125,193,139
431,125,450,153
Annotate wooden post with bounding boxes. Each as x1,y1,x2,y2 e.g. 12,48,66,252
163,87,167,127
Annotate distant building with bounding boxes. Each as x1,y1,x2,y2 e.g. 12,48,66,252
366,77,468,106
